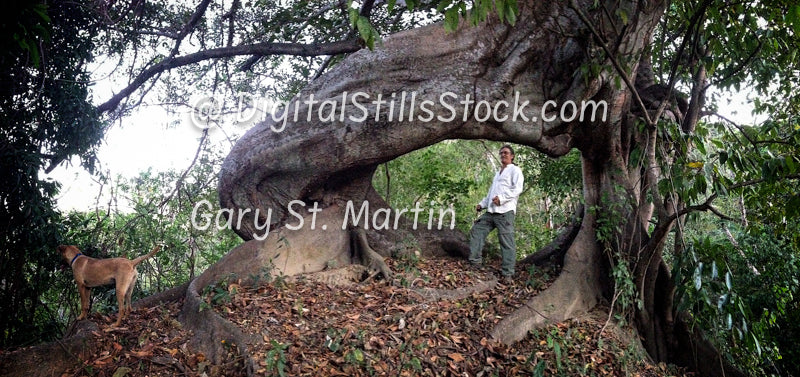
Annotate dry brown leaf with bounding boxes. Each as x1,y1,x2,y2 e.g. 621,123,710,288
448,352,465,362
129,349,152,358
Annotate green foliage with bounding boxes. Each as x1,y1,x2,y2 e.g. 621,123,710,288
0,0,103,348
527,150,582,204
592,189,639,320
525,324,652,376
264,340,289,377
349,2,381,50
372,140,582,260
27,145,236,338
644,4,800,372
438,0,518,33
676,221,800,376
201,281,233,311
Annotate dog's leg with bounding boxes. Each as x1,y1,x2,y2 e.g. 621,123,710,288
124,271,138,318
114,278,130,327
77,285,90,320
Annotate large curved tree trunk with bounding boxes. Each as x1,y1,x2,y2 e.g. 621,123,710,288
218,1,615,238
217,0,651,341
214,1,744,376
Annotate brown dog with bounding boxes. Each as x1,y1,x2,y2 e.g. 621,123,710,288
58,244,161,326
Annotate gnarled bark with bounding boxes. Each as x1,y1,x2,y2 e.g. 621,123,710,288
216,2,653,347
218,2,603,241
210,1,741,376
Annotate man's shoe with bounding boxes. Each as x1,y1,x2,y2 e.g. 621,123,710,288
470,263,489,273
501,275,514,285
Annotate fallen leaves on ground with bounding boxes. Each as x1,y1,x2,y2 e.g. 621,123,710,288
58,256,690,376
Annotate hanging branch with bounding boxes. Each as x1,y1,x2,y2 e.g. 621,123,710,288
96,39,362,114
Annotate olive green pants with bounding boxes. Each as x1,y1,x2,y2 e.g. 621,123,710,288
468,211,516,277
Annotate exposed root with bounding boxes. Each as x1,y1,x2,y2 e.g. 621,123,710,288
296,264,371,286
672,312,747,377
0,320,100,377
351,228,393,280
178,277,257,375
491,222,602,345
133,281,189,309
519,204,583,268
410,276,498,301
490,271,599,344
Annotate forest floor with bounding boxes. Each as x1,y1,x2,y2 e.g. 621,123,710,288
50,256,691,376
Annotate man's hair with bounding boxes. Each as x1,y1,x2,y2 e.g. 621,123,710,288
501,144,515,157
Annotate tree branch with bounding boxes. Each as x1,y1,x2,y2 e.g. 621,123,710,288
568,0,654,126
712,112,757,148
170,0,214,57
359,0,378,18
96,39,362,114
667,174,800,222
706,38,763,91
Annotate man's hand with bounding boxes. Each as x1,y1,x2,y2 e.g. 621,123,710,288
492,196,501,206
476,204,483,212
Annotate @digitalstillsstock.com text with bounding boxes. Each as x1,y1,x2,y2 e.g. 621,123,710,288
188,90,609,131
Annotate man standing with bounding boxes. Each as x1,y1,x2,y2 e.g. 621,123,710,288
469,144,524,283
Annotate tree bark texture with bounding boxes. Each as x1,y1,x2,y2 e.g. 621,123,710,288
214,1,744,376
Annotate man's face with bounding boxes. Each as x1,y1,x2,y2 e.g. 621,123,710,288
500,148,513,166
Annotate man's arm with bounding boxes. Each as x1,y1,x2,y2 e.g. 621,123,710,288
477,172,495,210
496,166,524,204
477,195,490,211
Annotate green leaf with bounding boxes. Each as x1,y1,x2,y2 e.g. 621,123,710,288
786,155,797,174
788,4,800,36
496,0,505,22
444,7,459,33
355,16,377,50
718,293,729,310
505,9,517,26
533,360,546,377
353,348,364,363
618,8,629,25
554,341,562,369
695,137,707,155
348,5,359,27
788,196,800,217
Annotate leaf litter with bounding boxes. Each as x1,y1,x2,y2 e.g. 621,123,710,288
60,256,690,376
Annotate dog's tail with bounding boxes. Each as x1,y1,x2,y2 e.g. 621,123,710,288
132,245,161,266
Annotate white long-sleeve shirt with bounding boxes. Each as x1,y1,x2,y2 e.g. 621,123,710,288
479,164,524,214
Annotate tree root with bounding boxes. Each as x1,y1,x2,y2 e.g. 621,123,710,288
0,320,100,377
179,276,258,375
491,221,602,344
133,281,189,309
351,228,393,280
518,204,583,268
410,276,498,301
296,264,371,286
671,312,747,377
